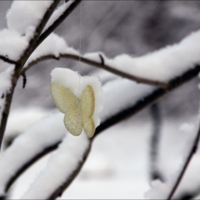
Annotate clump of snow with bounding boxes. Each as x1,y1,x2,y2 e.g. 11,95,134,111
0,113,66,196
6,1,54,36
25,33,78,67
43,1,74,33
51,68,103,127
21,133,90,199
0,29,28,60
0,66,14,123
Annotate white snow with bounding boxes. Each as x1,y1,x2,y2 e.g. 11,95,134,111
2,107,51,150
0,29,28,60
103,30,200,82
0,113,66,196
43,1,74,33
21,133,90,199
100,78,155,122
51,68,103,127
0,66,14,123
25,33,78,67
6,1,54,36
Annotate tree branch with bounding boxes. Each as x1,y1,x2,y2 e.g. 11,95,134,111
34,0,82,50
2,65,200,199
167,122,200,200
22,53,169,89
0,0,61,150
95,65,200,136
0,56,17,65
4,142,60,196
149,103,164,181
47,139,92,200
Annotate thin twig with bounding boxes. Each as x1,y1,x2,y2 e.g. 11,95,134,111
0,56,17,65
22,53,169,89
167,123,200,200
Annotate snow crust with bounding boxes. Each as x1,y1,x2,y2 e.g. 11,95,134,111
21,133,90,199
0,113,66,196
6,1,53,36
25,33,78,67
0,29,28,60
0,66,14,123
51,68,103,127
43,1,74,33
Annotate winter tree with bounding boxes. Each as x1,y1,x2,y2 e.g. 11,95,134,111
0,0,200,199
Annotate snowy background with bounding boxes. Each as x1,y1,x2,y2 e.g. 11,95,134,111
0,0,200,199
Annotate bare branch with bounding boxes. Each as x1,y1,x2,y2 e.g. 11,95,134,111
22,53,169,89
167,123,200,200
0,56,17,65
149,103,164,181
21,72,27,89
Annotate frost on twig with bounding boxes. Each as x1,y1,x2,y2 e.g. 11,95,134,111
0,114,66,198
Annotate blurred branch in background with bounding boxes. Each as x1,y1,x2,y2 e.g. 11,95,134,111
167,122,200,200
149,103,164,182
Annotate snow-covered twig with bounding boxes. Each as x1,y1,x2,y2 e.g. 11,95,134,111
21,53,168,89
167,123,200,200
35,0,82,49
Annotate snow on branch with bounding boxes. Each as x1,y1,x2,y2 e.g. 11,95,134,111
35,0,82,49
0,0,60,151
6,1,55,39
0,64,199,199
0,29,28,61
0,113,66,198
23,29,200,89
21,133,91,200
42,1,75,34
